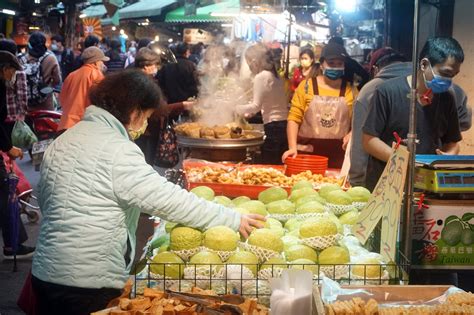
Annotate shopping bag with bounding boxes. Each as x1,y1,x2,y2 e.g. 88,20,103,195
17,271,38,315
154,118,179,168
11,120,38,149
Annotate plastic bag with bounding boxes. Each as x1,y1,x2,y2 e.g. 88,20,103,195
11,120,38,149
270,269,314,315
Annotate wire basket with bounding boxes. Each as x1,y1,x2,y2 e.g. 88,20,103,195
132,251,410,304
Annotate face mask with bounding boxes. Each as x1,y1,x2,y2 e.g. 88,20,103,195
323,67,344,80
300,60,312,68
51,44,59,51
101,64,108,73
422,62,452,94
128,119,148,140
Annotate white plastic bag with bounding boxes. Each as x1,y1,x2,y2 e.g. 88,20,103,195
270,269,313,315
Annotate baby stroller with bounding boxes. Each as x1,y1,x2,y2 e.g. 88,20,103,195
1,152,40,223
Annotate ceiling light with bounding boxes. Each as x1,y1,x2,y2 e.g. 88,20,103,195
1,9,16,15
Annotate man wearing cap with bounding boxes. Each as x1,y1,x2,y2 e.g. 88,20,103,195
349,48,407,187
58,46,109,130
0,51,35,259
283,42,357,168
0,39,28,137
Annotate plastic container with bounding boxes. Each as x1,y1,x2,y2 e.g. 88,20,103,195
284,154,328,176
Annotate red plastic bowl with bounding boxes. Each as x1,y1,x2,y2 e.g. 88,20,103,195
285,167,326,176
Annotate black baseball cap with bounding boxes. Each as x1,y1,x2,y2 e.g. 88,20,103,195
320,42,347,61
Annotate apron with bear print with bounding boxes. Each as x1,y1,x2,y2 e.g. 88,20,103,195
297,77,350,168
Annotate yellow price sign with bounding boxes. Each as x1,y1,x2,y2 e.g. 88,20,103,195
353,145,409,261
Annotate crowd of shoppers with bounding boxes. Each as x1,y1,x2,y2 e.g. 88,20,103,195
0,29,472,314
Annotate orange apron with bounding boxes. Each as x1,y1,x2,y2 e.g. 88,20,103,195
297,77,351,168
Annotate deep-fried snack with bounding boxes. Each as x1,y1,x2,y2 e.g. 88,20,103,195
200,127,215,139
213,126,231,139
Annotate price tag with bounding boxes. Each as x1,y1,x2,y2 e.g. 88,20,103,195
353,145,409,261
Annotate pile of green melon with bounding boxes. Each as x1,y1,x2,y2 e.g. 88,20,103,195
145,182,383,282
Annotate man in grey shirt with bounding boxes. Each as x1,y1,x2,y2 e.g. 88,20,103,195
349,48,472,188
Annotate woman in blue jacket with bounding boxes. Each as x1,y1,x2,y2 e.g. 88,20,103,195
31,70,264,315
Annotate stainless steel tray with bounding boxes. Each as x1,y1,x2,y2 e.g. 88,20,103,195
176,131,264,149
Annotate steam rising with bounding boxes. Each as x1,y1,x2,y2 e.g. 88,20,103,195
195,43,254,126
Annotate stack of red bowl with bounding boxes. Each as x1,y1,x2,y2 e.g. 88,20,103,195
284,154,329,176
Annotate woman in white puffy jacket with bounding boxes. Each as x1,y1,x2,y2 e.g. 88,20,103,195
31,70,264,315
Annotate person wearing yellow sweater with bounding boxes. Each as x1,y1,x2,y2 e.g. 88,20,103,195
282,42,357,168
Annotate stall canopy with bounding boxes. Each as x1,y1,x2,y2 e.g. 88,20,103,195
119,0,176,20
81,1,107,18
165,0,240,23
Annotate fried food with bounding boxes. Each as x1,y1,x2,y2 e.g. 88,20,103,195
200,127,215,139
326,293,474,315
186,166,341,188
175,122,256,139
213,126,231,139
92,287,269,315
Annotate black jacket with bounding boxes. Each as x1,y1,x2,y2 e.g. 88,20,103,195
157,56,199,104
0,83,12,152
344,57,370,90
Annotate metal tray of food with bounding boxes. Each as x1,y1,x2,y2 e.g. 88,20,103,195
177,131,264,149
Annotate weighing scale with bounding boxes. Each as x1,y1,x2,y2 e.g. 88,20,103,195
411,155,474,272
414,155,474,194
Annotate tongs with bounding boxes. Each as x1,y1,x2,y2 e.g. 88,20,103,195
166,290,245,305
165,290,244,314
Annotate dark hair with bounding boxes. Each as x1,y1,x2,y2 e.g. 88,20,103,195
137,38,152,50
0,39,18,55
419,37,464,65
375,52,406,69
328,36,344,47
90,70,162,125
175,42,189,56
299,48,319,78
84,35,100,48
190,42,204,55
299,48,315,60
28,32,47,58
107,39,123,61
51,35,64,44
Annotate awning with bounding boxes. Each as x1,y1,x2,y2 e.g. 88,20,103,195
165,0,240,23
81,4,107,18
119,0,176,20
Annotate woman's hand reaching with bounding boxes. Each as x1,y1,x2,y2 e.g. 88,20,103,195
239,214,266,239
281,148,298,163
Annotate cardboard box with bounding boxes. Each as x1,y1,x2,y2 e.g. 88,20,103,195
411,199,474,269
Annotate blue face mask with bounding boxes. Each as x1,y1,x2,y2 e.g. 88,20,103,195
423,62,452,94
323,67,344,80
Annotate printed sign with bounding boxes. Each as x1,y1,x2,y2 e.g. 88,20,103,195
183,28,214,45
412,200,474,267
83,18,103,39
353,145,409,262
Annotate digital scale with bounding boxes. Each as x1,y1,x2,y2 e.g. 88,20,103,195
414,155,474,194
